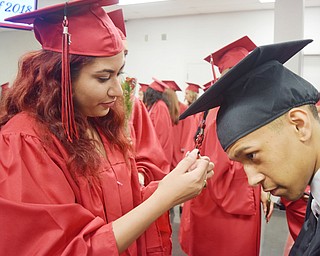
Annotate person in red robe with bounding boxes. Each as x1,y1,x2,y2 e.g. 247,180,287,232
184,82,203,132
0,1,214,255
184,82,201,107
138,83,148,103
130,96,171,185
163,80,197,170
179,36,273,256
144,78,174,166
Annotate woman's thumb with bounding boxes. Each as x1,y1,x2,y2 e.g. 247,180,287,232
174,149,199,173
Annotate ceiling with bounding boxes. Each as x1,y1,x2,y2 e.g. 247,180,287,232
39,0,320,20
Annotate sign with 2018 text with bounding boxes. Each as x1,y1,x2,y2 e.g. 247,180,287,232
0,0,37,30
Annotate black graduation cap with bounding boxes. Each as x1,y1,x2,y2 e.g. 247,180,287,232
179,39,318,151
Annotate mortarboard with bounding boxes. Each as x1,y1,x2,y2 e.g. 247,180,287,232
203,80,215,92
185,82,202,93
108,9,126,40
204,36,256,75
6,0,123,142
149,77,169,93
6,0,123,56
180,39,318,151
139,83,149,92
163,80,181,91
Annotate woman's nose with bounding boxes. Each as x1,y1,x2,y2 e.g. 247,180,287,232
109,78,123,97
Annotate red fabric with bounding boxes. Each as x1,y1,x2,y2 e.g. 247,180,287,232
0,112,169,255
148,100,174,165
280,192,308,240
179,108,261,256
130,97,170,183
130,98,172,254
171,102,197,169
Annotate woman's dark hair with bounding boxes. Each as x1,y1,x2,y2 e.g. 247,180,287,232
0,50,131,177
144,87,170,110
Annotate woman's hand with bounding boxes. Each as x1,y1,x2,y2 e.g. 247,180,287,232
156,149,214,208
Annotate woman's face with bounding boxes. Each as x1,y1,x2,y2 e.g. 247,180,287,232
185,90,193,105
73,52,125,117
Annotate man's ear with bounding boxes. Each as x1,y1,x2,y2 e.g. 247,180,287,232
287,107,311,142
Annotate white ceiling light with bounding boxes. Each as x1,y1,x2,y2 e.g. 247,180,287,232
118,0,169,5
259,0,275,3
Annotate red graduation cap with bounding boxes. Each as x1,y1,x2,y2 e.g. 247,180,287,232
149,77,169,93
108,9,126,40
6,0,123,56
6,0,123,142
203,80,215,92
185,82,201,93
204,36,256,74
163,80,181,91
139,83,149,92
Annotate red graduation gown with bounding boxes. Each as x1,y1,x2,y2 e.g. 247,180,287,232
0,112,169,256
130,97,170,183
129,97,172,253
171,102,197,170
148,100,174,166
179,108,261,256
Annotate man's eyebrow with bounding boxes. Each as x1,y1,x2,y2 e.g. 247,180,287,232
233,146,251,158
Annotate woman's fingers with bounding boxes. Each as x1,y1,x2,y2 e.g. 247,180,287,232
174,149,199,174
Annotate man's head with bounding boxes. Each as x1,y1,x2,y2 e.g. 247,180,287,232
180,39,319,200
227,104,320,201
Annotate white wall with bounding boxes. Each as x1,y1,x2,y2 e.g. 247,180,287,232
0,7,319,100
124,9,275,100
0,29,41,84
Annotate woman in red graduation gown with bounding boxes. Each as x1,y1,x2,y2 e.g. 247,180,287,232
144,78,174,166
130,96,171,184
0,1,214,255
163,80,197,170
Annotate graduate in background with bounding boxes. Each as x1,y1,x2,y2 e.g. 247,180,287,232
144,78,174,166
138,83,148,103
180,39,318,256
163,80,197,171
179,36,271,256
184,82,201,107
0,1,214,255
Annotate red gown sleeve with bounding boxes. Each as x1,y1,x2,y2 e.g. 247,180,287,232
130,98,170,184
0,131,119,255
200,109,258,215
